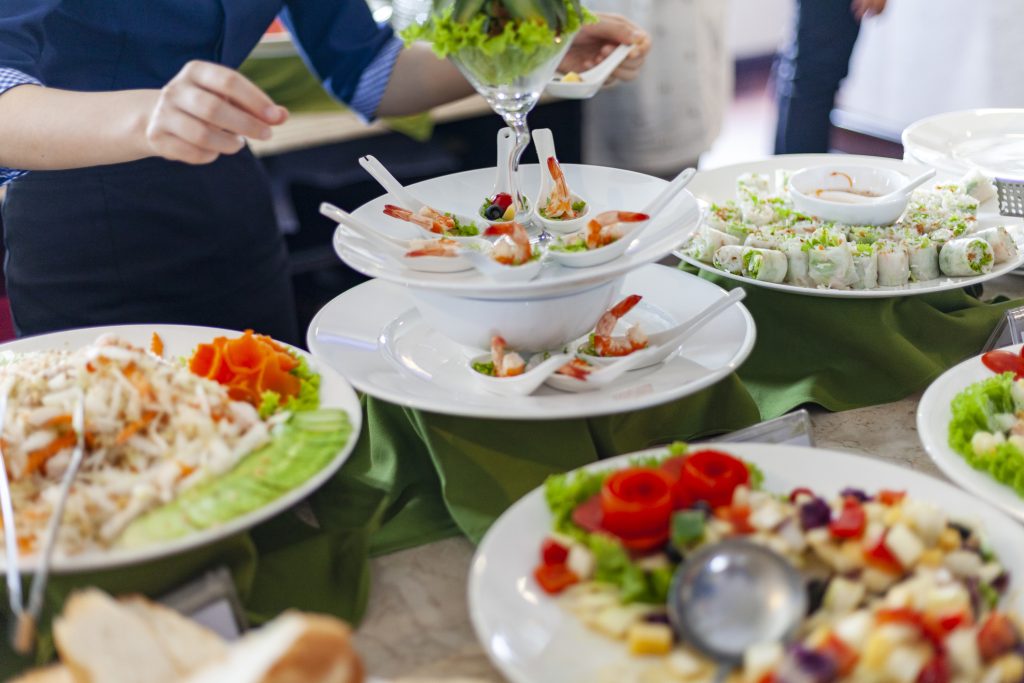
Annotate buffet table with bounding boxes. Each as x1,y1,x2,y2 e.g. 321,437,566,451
351,273,1024,681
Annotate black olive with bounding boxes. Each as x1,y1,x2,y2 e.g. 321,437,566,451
664,544,683,565
485,204,503,220
950,522,972,541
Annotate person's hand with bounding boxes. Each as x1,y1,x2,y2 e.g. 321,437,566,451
560,12,651,83
851,0,887,20
145,61,288,165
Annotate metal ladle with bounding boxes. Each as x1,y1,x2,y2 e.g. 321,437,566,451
668,539,807,683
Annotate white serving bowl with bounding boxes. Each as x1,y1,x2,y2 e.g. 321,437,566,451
408,277,623,352
789,164,909,225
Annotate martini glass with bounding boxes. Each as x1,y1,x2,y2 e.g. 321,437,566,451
449,34,576,228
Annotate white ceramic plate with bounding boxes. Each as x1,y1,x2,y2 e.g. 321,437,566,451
469,442,1024,683
676,154,1024,299
918,343,1024,522
903,109,1024,179
337,164,702,301
306,264,755,420
0,324,362,574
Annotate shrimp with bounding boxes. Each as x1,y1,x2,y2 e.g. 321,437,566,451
405,238,459,258
383,204,456,234
491,336,525,377
484,222,532,266
585,211,650,250
542,157,579,220
555,358,592,381
593,294,649,357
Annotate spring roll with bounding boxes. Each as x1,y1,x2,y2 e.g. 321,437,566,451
876,240,911,287
808,244,856,289
689,227,740,262
707,202,742,232
713,245,745,274
740,199,776,226
960,169,998,203
741,247,788,283
974,226,1019,264
782,238,812,287
850,244,878,290
939,237,995,276
906,237,940,282
736,172,771,196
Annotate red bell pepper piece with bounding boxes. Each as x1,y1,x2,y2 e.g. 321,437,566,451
864,531,903,573
917,655,951,683
977,613,1019,662
533,563,579,595
541,538,569,566
714,504,755,535
819,633,859,676
829,499,867,539
878,489,907,506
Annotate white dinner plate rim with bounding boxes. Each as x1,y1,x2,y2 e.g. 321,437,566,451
903,108,1024,178
306,264,757,420
337,164,703,300
676,153,1024,299
918,342,1024,522
469,441,1024,683
0,324,363,574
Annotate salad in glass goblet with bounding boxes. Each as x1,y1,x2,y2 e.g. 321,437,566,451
403,0,593,224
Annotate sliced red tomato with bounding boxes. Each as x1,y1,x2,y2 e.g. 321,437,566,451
534,563,579,595
601,468,674,539
917,655,950,683
679,450,751,508
819,633,859,676
982,350,1024,377
829,499,866,539
936,612,971,633
864,531,903,573
660,456,696,509
878,489,907,506
571,494,603,534
541,538,569,566
977,613,1019,661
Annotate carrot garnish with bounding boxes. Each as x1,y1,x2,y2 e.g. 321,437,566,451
150,332,164,357
114,411,157,445
187,330,302,409
22,434,78,478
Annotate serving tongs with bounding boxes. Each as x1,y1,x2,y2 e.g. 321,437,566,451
0,387,86,654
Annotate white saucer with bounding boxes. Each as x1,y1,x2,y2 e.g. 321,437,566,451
337,164,702,301
306,264,756,420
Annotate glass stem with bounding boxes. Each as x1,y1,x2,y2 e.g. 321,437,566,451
503,112,531,222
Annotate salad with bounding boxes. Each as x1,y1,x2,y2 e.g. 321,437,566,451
481,192,517,222
533,444,1020,682
947,348,1024,498
402,0,594,87
0,331,350,555
684,170,1017,291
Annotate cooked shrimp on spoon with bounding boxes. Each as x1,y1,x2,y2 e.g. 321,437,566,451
592,294,649,357
540,157,585,220
383,204,456,235
585,210,650,250
489,336,526,377
484,222,534,266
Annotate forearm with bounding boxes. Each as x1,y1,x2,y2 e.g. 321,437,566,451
0,85,156,170
375,45,475,118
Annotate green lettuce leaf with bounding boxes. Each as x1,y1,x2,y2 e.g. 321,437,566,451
948,372,1024,493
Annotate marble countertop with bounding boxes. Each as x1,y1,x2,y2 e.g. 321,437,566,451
353,273,1024,682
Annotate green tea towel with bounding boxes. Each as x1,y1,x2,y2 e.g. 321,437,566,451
691,268,1021,419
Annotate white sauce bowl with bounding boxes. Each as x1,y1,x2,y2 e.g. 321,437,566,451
789,165,910,226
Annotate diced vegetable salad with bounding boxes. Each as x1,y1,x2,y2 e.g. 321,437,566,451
534,444,1020,682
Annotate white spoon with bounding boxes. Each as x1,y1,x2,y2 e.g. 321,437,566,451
459,249,544,282
546,167,698,269
544,345,661,393
869,168,936,202
358,155,484,239
545,43,634,100
532,128,590,235
468,352,576,396
578,288,746,368
320,202,488,274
